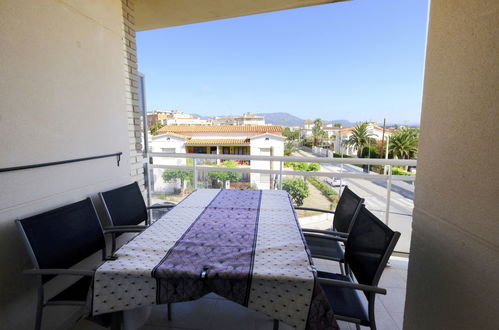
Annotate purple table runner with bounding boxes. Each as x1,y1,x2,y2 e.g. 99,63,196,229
153,189,262,305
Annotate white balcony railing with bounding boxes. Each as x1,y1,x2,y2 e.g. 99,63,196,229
146,152,416,253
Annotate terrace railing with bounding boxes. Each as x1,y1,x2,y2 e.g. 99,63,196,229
146,152,416,254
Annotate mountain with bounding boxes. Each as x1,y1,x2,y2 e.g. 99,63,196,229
190,111,413,127
255,112,304,127
257,113,356,127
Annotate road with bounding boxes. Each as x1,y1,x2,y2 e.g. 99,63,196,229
296,149,413,254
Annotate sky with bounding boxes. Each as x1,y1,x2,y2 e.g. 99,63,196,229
136,0,429,124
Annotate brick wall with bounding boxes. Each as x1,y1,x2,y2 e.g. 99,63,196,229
121,0,145,189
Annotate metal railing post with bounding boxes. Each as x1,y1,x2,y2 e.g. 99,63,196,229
279,161,283,190
385,165,392,225
193,158,198,189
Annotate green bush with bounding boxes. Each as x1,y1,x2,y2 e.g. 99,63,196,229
307,163,320,171
360,145,379,158
284,162,320,171
308,177,340,206
332,152,352,158
208,160,242,188
162,169,193,194
392,166,415,176
282,178,309,206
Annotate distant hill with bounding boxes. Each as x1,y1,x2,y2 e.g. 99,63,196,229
257,113,356,127
189,112,417,127
255,112,303,127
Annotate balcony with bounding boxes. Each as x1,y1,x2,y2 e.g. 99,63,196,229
1,1,497,329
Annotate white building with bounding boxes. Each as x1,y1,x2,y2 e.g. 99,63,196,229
151,125,284,191
148,110,211,126
213,113,265,126
334,122,394,156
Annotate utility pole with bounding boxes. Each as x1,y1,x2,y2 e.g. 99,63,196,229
381,118,386,158
270,146,274,190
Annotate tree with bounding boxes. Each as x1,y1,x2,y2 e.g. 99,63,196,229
284,141,299,156
333,123,342,128
282,178,309,206
208,160,242,188
149,121,163,136
360,145,379,159
312,118,328,146
342,122,376,157
389,128,419,163
162,169,192,194
282,127,300,141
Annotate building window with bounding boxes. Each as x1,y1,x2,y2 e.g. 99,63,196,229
234,147,248,155
193,147,207,154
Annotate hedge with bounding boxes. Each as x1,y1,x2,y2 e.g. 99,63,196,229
308,177,340,206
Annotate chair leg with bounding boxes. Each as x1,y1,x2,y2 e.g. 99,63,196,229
355,323,361,330
111,233,117,255
34,304,43,330
167,303,172,321
111,311,122,330
273,319,279,330
339,262,345,275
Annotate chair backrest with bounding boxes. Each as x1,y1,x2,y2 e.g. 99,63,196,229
16,198,105,283
344,206,400,293
333,186,364,233
99,182,147,227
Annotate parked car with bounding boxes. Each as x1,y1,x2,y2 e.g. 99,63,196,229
325,177,344,187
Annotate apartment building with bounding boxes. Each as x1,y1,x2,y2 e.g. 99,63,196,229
147,110,210,126
213,113,265,125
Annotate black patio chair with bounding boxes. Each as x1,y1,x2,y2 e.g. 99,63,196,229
317,206,401,330
16,198,108,330
295,186,364,274
99,182,176,256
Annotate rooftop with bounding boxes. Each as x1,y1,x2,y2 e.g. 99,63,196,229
185,138,250,145
157,125,284,134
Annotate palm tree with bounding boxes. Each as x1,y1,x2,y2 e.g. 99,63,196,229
342,122,376,157
389,128,419,160
312,118,326,146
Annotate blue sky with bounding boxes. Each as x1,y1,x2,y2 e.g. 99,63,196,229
137,0,429,124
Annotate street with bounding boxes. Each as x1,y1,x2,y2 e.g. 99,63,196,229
297,149,414,253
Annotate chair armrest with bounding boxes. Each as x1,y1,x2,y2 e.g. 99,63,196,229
23,269,94,277
302,228,349,238
318,277,387,294
103,225,146,234
147,204,175,210
304,232,347,243
294,206,335,214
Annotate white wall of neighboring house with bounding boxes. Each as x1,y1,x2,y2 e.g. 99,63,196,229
151,135,186,193
334,123,393,156
249,135,284,189
151,131,284,191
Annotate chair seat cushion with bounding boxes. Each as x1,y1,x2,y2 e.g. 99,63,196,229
49,276,92,302
317,271,370,325
305,235,345,261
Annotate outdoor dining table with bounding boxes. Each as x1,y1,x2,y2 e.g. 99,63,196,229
92,189,338,330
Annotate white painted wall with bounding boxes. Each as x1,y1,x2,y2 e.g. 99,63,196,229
404,1,499,328
0,1,132,329
150,135,186,193
249,135,284,189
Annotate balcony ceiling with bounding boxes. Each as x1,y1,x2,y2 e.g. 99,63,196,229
136,0,347,31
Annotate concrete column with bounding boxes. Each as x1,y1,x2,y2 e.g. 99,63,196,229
122,0,145,188
404,1,499,329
